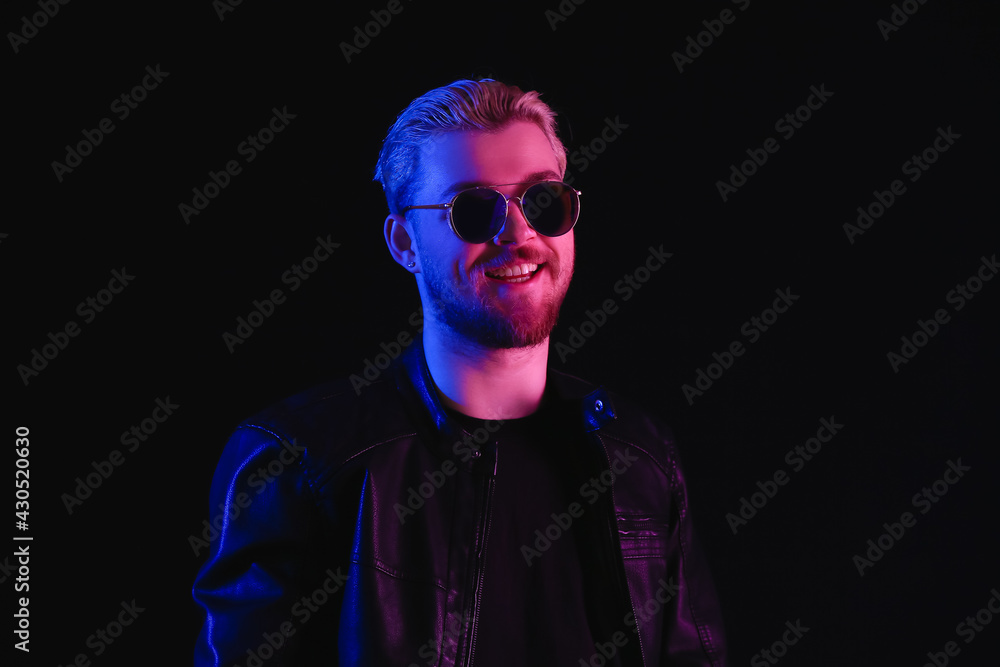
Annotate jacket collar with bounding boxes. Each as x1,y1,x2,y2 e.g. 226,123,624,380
393,334,618,452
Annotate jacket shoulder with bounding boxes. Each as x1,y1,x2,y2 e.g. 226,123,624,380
233,373,417,469
549,368,679,470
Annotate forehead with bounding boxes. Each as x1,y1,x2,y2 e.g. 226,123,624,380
417,121,561,197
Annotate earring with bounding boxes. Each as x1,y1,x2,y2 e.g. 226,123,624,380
407,261,415,268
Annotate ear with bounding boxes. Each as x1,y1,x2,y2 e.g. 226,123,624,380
384,213,419,273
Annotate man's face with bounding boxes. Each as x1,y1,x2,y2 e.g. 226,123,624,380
408,121,575,349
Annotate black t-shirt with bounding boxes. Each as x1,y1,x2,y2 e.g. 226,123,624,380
445,400,604,666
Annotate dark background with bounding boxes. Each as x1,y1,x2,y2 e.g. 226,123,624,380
5,0,998,664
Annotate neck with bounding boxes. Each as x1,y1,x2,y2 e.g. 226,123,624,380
421,322,549,420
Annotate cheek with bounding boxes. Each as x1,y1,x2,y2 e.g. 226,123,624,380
437,243,477,283
460,249,487,282
553,237,575,274
416,223,464,274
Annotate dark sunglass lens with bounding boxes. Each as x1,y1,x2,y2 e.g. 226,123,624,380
523,182,578,237
452,189,505,243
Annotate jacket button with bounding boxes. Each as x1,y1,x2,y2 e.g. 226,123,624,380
594,399,604,412
472,450,482,458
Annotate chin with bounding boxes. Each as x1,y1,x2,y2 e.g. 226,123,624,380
474,302,562,349
423,268,569,349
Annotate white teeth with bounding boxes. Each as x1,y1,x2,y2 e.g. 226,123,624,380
487,263,538,278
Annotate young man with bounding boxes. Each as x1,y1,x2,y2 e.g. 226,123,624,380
193,79,728,666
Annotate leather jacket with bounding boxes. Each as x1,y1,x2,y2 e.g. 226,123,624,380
192,336,728,666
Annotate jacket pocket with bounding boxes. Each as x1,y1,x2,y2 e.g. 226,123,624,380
616,515,670,560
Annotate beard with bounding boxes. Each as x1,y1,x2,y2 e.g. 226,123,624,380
419,247,573,350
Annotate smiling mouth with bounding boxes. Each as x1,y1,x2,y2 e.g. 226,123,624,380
484,262,542,284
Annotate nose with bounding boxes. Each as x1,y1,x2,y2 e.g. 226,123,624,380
492,196,537,245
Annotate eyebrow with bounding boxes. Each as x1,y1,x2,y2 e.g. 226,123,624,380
442,170,562,198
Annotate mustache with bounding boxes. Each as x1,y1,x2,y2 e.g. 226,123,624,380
476,248,553,272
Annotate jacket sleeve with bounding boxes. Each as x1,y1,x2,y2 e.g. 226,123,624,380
662,438,729,666
192,424,343,666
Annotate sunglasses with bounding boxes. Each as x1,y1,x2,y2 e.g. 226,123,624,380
401,181,582,244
